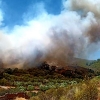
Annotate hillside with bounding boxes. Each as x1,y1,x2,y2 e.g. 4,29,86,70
87,59,100,71
66,58,100,72
74,58,100,72
0,60,99,100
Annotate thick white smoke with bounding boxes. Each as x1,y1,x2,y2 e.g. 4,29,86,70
0,0,100,68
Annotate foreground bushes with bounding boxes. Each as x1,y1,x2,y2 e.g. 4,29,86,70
30,79,98,100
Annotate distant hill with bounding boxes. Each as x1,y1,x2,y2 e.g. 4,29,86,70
86,59,100,71
69,58,100,72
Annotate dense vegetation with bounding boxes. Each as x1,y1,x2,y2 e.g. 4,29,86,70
0,62,96,86
0,61,99,100
30,78,98,100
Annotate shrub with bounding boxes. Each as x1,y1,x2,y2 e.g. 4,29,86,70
17,86,26,92
39,85,49,91
30,79,98,100
0,78,8,85
27,85,34,91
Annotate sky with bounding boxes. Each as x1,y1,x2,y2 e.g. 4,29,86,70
1,0,62,27
0,0,100,63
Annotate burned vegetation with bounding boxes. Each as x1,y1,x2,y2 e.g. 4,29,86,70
0,61,95,81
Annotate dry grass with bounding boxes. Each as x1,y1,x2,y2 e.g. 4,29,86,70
30,78,98,100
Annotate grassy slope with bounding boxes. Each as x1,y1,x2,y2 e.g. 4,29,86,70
71,58,100,72
88,59,100,71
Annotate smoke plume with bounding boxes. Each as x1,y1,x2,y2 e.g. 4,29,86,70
0,0,100,68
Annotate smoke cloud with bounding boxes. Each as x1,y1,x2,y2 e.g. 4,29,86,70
0,0,100,68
